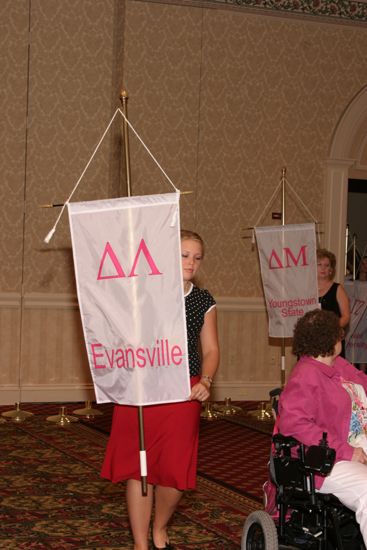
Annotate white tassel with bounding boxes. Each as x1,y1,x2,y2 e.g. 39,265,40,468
44,226,56,244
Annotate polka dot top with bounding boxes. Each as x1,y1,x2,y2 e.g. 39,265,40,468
185,283,216,377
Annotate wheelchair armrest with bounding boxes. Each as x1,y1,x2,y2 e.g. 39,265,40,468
273,433,300,450
304,444,336,475
269,387,282,398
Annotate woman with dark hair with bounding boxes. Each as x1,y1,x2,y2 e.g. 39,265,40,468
278,309,367,545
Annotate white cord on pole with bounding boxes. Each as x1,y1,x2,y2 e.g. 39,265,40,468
44,108,179,243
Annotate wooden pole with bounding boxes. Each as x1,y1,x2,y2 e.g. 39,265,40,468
120,89,148,497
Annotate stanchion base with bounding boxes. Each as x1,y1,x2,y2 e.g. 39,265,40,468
47,406,78,426
1,402,34,423
246,401,273,422
73,400,103,419
200,401,219,421
213,397,243,416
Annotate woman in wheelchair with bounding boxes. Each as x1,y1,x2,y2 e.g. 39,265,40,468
278,308,367,546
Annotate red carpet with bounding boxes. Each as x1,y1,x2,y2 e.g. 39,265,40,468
198,419,270,502
0,404,268,549
0,401,271,503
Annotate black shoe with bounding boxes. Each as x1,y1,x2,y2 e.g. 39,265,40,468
151,527,174,549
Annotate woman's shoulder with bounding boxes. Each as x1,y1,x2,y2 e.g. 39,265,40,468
191,285,216,305
289,357,329,381
192,285,214,296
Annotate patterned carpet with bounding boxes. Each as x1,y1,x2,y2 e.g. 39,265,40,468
198,419,270,502
0,402,271,549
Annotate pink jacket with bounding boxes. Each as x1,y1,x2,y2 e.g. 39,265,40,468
278,355,367,488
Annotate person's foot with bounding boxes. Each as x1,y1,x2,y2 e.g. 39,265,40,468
151,543,174,550
151,526,174,549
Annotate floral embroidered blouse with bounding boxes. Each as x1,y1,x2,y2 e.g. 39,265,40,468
342,378,367,449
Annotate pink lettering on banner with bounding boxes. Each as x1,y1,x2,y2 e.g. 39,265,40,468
268,249,283,269
97,242,126,280
350,298,366,317
129,239,162,277
171,345,183,365
284,246,308,268
268,245,308,270
91,343,106,368
90,339,183,369
97,239,162,280
268,296,318,318
116,349,125,368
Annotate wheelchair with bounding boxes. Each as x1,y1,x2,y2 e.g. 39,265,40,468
241,393,365,549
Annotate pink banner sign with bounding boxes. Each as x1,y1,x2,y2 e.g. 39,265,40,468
345,280,367,363
68,192,190,406
255,223,318,338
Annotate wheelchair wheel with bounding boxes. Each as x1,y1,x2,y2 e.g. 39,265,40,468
241,510,278,549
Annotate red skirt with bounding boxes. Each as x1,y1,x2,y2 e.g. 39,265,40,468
101,376,201,490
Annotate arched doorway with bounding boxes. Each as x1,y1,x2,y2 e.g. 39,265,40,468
325,85,367,281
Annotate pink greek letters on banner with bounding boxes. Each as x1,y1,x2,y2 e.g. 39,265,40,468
68,193,190,406
97,239,163,280
344,281,367,363
255,224,318,338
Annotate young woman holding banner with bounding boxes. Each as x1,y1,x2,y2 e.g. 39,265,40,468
101,229,220,550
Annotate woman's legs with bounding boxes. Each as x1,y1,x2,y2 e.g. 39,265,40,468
126,479,154,550
319,461,367,545
152,485,183,546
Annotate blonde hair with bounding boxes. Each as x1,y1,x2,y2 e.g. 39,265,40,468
180,229,205,257
317,248,336,280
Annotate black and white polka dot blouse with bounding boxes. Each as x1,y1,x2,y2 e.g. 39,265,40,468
185,283,216,377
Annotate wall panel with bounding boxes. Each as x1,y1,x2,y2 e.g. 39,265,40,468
0,294,291,404
2,0,367,405
0,295,22,400
0,1,29,293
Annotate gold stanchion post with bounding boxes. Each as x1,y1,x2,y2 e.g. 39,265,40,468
246,167,288,421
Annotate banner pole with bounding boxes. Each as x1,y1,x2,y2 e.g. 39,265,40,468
120,89,148,497
351,234,357,365
120,90,132,198
280,167,286,388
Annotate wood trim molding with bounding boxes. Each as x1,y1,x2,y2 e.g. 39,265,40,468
0,384,96,406
0,382,277,405
0,293,21,308
0,292,266,312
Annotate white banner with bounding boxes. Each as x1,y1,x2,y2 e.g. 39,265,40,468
68,192,190,406
255,224,318,338
345,280,367,363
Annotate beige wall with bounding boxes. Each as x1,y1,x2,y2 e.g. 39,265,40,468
1,0,367,404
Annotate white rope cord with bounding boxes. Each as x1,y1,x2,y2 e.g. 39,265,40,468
250,177,320,245
252,181,282,229
286,182,321,245
286,182,318,224
117,108,179,194
44,108,179,243
250,182,282,243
